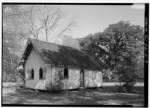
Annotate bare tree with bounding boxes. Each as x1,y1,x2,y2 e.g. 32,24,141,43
37,5,65,41
25,6,43,39
57,21,74,37
3,5,75,43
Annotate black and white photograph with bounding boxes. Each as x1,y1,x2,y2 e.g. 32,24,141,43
2,3,148,107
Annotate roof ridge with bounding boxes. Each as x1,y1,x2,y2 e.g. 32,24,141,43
28,38,84,52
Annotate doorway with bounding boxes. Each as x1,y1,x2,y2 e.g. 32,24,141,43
80,69,84,88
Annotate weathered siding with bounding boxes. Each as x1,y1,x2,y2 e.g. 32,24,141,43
49,67,80,90
96,71,103,87
44,65,53,90
67,68,80,89
50,67,80,90
25,49,51,90
85,70,102,88
51,67,64,90
50,67,102,90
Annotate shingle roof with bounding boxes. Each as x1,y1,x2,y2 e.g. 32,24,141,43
22,38,103,70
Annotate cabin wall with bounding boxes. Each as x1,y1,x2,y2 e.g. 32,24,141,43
66,68,80,89
24,49,51,90
24,49,102,90
85,70,103,88
51,67,80,90
51,67,102,90
51,67,64,90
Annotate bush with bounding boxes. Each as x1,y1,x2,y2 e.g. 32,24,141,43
3,72,16,82
116,66,137,92
123,83,134,92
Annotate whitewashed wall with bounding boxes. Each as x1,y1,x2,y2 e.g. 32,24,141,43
85,70,102,88
51,67,102,90
67,68,80,89
51,67,80,90
25,49,50,90
51,66,64,90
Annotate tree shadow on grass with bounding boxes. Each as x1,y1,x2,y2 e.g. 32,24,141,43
2,87,144,106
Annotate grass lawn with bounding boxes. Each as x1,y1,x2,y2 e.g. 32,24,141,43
2,83,144,106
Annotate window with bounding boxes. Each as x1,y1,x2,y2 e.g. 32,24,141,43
27,68,34,80
31,69,34,79
64,67,68,79
39,67,46,80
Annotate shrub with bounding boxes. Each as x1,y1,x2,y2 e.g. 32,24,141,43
116,65,137,92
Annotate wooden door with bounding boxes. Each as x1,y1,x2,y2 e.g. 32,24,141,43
80,69,84,88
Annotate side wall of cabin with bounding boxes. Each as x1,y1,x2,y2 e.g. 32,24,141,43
50,66,102,90
67,68,80,89
24,49,103,90
50,67,80,90
84,70,103,88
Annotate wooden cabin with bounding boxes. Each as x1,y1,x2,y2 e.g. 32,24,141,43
16,38,103,90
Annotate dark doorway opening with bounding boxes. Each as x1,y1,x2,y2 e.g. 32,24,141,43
64,67,68,79
80,69,84,88
39,68,44,80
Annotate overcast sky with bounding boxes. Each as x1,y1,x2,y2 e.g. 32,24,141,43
55,4,145,38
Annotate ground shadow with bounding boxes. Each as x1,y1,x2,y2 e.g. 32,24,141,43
2,86,144,106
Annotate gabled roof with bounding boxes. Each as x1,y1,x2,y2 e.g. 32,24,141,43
19,38,104,70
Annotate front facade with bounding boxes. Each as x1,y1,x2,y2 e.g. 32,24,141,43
17,38,103,90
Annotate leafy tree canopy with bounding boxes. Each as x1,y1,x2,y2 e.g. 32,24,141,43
79,21,144,83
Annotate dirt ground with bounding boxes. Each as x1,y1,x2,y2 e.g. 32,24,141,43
2,85,144,106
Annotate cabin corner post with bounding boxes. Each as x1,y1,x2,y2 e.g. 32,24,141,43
51,64,53,89
99,71,103,88
101,71,103,88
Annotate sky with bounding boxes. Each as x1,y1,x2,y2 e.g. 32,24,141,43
4,4,145,40
3,4,145,56
54,4,145,39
